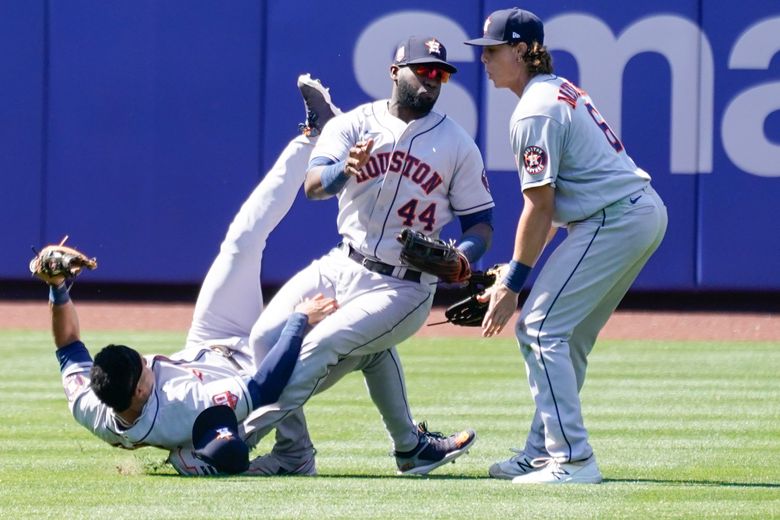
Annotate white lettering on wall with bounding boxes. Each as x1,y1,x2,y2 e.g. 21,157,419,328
486,14,714,174
355,10,779,178
722,16,780,177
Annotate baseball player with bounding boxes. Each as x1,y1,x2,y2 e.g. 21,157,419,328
44,74,476,477
242,35,495,475
465,8,668,484
45,117,340,474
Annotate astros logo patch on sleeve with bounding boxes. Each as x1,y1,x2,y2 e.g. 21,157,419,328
64,373,87,402
523,145,547,175
481,169,491,192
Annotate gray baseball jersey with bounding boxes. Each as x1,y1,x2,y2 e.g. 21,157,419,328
312,100,494,265
56,135,431,476
56,136,313,466
507,73,668,463
244,102,494,449
61,339,254,450
510,74,650,226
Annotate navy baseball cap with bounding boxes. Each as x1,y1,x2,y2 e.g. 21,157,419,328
393,36,458,73
465,8,544,47
192,405,249,475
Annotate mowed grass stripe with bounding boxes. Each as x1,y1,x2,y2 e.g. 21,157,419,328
0,331,778,519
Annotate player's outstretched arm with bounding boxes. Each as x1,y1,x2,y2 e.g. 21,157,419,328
248,294,337,407
293,293,339,325
304,138,374,199
29,238,95,348
35,271,81,349
50,287,81,348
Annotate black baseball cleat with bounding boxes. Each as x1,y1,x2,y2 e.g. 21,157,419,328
297,73,341,137
395,422,477,475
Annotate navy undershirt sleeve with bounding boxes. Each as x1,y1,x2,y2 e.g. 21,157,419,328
457,208,494,263
247,313,309,408
55,341,92,372
458,208,493,233
308,156,334,169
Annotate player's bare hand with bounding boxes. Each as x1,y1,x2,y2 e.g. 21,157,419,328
295,293,339,325
345,138,374,177
478,283,519,337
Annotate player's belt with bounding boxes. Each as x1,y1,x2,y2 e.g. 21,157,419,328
345,244,421,282
209,345,244,372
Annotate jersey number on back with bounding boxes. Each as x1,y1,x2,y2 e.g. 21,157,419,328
584,101,624,153
397,199,436,232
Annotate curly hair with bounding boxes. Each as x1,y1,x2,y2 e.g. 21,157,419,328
521,41,554,75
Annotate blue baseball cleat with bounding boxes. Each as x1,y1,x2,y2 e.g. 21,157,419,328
395,422,476,475
297,73,341,137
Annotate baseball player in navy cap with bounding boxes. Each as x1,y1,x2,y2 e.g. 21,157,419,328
44,73,482,477
40,78,344,476
392,35,458,73
466,8,667,484
242,34,494,475
465,7,543,47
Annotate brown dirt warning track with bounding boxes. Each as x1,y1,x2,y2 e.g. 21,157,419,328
2,301,778,342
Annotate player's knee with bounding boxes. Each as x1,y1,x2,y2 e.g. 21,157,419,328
358,350,390,373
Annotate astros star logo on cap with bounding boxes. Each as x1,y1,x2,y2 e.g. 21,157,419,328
425,39,442,55
215,427,234,441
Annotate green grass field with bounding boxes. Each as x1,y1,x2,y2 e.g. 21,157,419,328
1,329,778,519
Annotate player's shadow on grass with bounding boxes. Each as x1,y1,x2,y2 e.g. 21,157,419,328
146,473,780,486
147,472,485,480
314,474,485,480
605,478,780,489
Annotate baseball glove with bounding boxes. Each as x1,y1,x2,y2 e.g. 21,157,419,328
29,236,97,285
396,228,471,283
440,264,506,327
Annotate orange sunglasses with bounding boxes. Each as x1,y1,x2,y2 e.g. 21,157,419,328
409,64,451,83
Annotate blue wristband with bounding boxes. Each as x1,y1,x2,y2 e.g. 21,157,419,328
49,283,71,305
457,234,488,264
320,160,349,195
502,260,532,293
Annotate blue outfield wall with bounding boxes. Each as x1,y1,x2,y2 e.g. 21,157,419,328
1,1,779,291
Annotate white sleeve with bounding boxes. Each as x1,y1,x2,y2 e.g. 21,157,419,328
448,136,494,215
511,116,564,190
58,342,123,446
309,110,361,164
